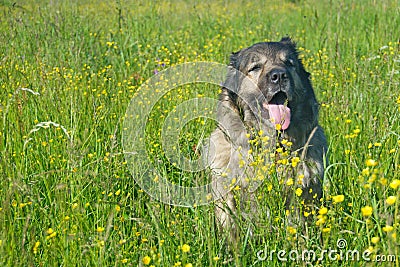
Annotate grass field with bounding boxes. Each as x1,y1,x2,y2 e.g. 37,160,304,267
1,0,400,266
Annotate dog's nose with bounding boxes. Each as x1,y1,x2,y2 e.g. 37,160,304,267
269,69,287,84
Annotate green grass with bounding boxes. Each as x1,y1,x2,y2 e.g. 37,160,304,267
0,0,399,266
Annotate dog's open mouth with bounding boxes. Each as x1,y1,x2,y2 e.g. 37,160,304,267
263,91,291,130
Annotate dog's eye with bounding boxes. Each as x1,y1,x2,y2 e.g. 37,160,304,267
286,59,295,67
248,65,262,73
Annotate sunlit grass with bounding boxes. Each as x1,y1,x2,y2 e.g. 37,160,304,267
0,0,399,266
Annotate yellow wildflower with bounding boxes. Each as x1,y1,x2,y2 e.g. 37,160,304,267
361,168,370,176
33,241,40,254
319,207,328,215
181,244,190,253
291,157,300,167
383,225,393,232
287,226,297,234
365,159,378,167
386,196,397,205
316,217,326,226
142,256,151,265
379,177,387,185
295,188,303,197
389,179,400,189
332,195,345,204
371,237,380,244
268,184,273,191
286,178,294,186
361,205,373,217
46,228,57,240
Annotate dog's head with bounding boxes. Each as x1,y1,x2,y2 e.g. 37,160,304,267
223,37,319,133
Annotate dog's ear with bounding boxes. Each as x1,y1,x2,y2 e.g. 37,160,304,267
229,50,241,69
280,37,297,48
223,50,242,94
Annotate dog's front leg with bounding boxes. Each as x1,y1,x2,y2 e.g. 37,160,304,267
287,126,327,223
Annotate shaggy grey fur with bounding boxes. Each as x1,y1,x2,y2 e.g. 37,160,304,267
204,37,328,239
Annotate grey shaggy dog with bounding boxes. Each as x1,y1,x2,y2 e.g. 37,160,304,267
205,37,328,240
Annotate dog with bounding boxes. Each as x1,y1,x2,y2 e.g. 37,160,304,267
204,37,328,241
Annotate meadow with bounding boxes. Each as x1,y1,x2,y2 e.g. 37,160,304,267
0,0,399,266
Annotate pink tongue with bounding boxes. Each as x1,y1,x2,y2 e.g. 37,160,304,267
264,104,291,130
